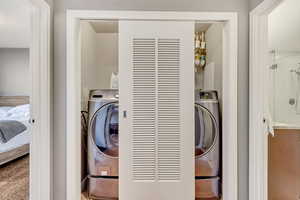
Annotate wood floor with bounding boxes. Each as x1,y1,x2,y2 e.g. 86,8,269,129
0,157,220,200
268,129,300,200
81,192,219,200
81,192,89,200
0,155,29,200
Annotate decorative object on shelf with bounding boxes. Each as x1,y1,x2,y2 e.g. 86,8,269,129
195,32,207,71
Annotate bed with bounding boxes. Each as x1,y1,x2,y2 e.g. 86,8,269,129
0,96,30,165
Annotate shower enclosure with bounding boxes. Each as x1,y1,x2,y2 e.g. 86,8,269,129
268,50,300,126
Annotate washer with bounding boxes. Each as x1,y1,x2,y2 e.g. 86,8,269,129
87,89,119,199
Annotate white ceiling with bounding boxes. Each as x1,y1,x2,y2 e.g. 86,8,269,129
269,0,300,52
89,20,119,33
0,0,31,48
195,23,211,32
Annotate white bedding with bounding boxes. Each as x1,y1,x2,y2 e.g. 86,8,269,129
0,104,31,153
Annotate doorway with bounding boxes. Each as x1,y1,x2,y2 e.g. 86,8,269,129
249,0,300,199
0,0,51,200
67,10,238,200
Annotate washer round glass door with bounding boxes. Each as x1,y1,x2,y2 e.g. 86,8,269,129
195,103,218,157
90,102,119,157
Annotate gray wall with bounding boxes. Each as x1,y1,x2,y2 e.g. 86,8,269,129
53,0,249,199
0,48,30,96
250,0,264,10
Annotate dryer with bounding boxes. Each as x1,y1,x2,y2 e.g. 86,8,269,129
195,90,221,199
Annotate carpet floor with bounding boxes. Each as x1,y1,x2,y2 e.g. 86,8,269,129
0,155,29,200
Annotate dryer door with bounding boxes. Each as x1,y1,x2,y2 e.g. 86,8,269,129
90,102,119,157
195,103,218,157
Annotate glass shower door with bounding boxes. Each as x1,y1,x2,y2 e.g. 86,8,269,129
269,51,300,126
290,64,300,115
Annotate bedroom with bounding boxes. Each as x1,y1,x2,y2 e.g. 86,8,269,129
0,0,32,199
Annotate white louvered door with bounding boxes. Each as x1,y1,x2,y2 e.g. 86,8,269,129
119,21,195,200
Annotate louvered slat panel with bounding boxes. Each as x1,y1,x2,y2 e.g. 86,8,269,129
132,38,156,181
157,39,181,181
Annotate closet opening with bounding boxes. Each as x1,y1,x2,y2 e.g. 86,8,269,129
66,10,237,200
194,22,223,200
79,19,119,200
249,0,300,199
79,20,225,200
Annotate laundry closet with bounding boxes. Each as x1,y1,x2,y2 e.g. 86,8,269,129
80,19,223,200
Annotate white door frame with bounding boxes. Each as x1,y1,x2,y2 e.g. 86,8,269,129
249,0,284,200
28,0,52,200
66,10,238,200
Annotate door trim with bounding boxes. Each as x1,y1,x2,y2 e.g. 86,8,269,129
28,0,52,200
66,10,238,200
249,1,284,200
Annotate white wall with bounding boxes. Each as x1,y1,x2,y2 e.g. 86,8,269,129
81,21,98,109
0,48,30,96
81,21,118,109
205,23,223,106
268,0,300,52
195,23,223,107
95,33,118,88
0,0,31,48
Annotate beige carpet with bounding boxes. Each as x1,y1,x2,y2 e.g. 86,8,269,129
0,155,29,200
